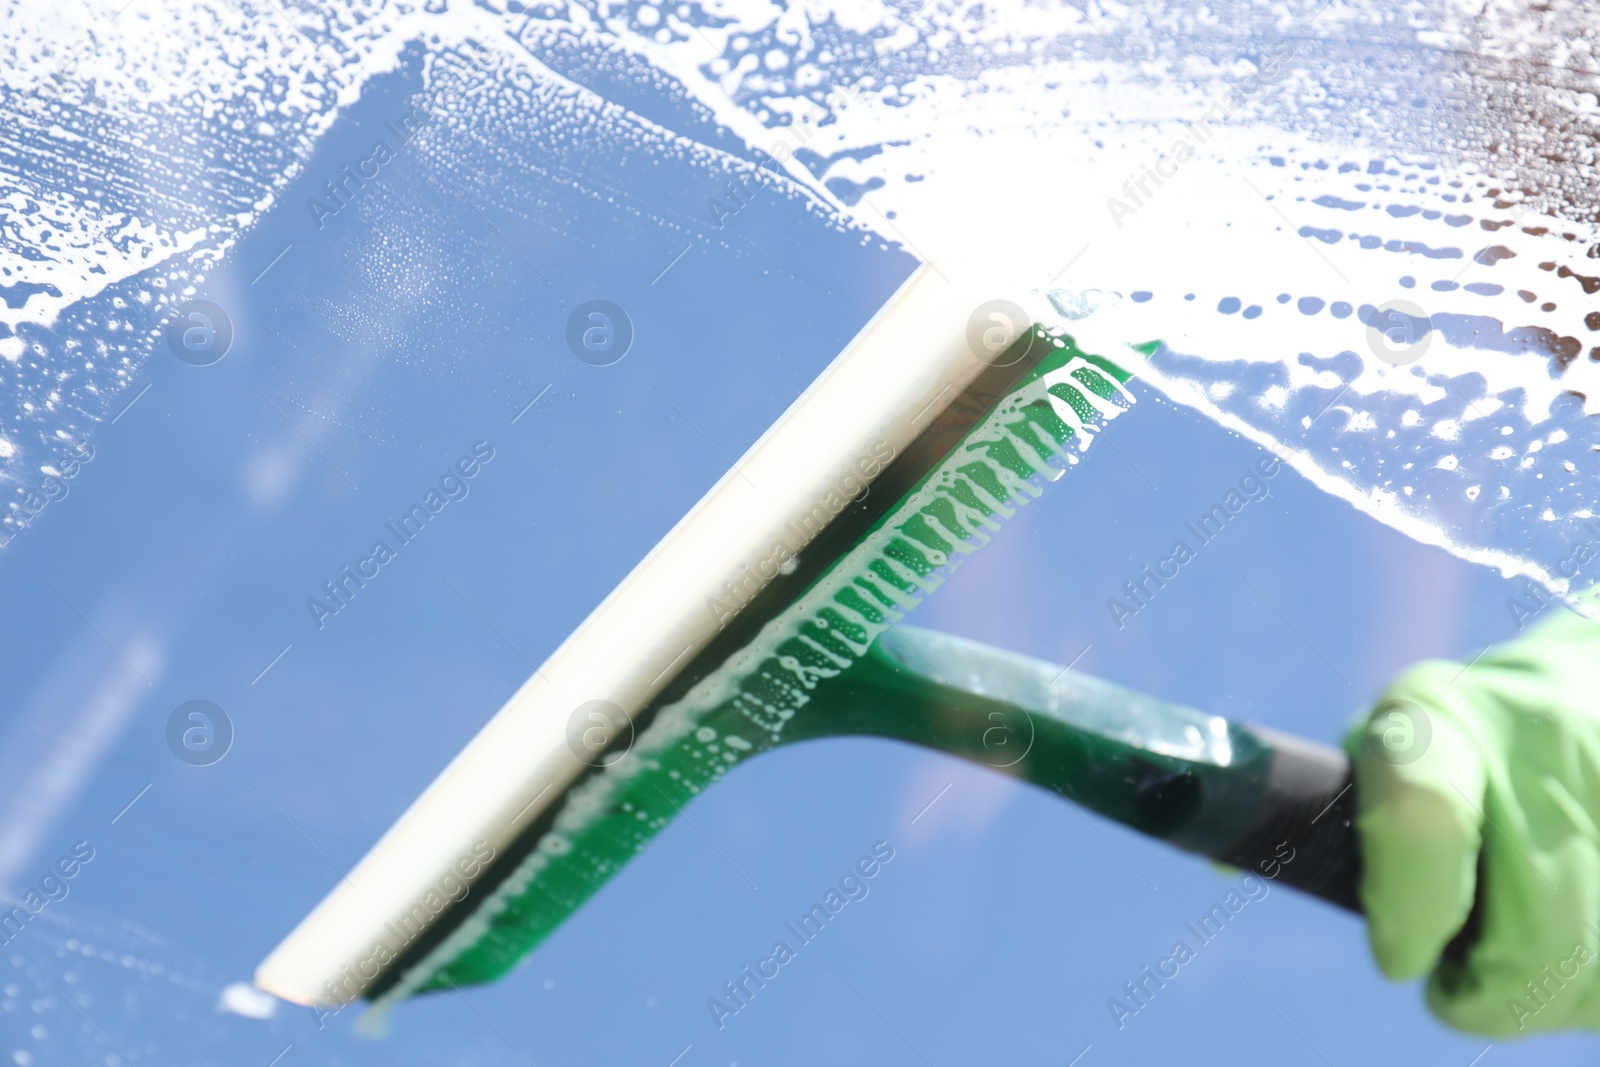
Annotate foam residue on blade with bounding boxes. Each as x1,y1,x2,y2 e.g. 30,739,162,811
367,335,1141,1003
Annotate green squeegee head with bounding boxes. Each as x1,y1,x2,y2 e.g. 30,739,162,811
388,329,1142,1000
255,264,1156,1013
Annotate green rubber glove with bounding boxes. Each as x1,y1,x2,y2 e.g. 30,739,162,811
1346,586,1600,1037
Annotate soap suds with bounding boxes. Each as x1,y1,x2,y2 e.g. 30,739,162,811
4,0,1596,602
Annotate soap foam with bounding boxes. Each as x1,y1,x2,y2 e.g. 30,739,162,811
5,0,1596,602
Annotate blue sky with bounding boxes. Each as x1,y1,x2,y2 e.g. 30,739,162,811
0,38,1592,1067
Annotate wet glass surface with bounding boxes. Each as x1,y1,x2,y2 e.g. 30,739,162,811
1,1,1596,1063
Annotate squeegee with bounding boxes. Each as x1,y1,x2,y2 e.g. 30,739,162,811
255,265,1371,1014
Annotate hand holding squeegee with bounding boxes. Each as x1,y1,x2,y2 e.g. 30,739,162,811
255,264,1600,1039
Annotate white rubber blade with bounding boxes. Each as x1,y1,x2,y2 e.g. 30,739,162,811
254,264,1022,1007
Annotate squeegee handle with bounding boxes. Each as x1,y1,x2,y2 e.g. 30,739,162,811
828,628,1484,963
1208,726,1362,910
1214,727,1482,963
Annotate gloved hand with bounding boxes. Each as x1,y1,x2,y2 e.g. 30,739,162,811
1346,587,1600,1036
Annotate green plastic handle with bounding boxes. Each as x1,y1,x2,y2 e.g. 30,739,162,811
785,625,1363,909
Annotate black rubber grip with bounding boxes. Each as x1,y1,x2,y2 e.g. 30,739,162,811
1211,727,1482,966
1212,727,1363,911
